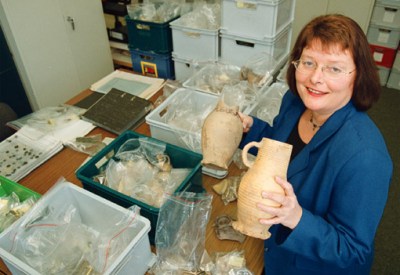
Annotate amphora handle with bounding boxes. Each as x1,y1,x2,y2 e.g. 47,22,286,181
242,141,261,168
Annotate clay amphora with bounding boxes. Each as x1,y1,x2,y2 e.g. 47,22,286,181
201,98,243,171
232,138,292,239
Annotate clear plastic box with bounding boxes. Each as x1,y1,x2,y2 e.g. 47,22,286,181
219,24,292,67
371,1,400,28
170,17,220,60
0,182,154,275
220,0,294,39
367,23,400,48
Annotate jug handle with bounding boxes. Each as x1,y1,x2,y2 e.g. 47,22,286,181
242,141,260,168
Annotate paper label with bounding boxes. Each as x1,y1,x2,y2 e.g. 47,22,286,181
236,0,257,9
373,52,384,62
378,31,390,43
383,10,396,23
110,31,123,40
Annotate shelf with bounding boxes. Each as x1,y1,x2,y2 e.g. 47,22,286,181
109,40,129,51
111,47,132,69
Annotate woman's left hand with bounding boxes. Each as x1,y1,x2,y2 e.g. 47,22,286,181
257,176,303,229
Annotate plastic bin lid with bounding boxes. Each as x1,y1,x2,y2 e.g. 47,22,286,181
376,0,400,7
225,0,286,5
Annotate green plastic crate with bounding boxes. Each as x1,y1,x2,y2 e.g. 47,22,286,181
0,176,41,202
0,176,41,232
75,130,204,244
125,16,178,54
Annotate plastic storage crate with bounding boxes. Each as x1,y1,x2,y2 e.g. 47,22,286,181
145,88,229,179
367,23,400,48
220,0,294,39
130,48,175,79
76,130,203,244
370,43,397,68
170,17,220,60
378,65,391,86
392,49,400,71
0,176,40,202
219,24,292,67
0,176,41,233
0,182,154,275
145,88,219,154
386,68,400,89
126,16,177,53
172,54,197,81
172,53,215,82
370,1,400,28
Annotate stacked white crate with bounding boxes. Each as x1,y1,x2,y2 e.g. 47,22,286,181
170,7,221,82
219,0,295,74
367,0,400,87
387,50,400,89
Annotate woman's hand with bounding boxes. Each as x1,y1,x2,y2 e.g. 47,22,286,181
257,176,303,229
238,112,253,133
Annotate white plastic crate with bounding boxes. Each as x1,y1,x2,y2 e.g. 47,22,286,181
386,68,400,89
371,1,400,28
367,23,400,48
172,53,215,82
146,88,219,154
145,88,229,179
219,24,292,67
170,17,220,60
378,65,391,86
221,0,294,39
0,182,154,275
392,50,400,71
173,54,196,82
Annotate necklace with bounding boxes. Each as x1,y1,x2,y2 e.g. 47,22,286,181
309,113,322,131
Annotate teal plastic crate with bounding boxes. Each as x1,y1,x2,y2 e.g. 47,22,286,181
126,16,177,54
0,176,40,202
130,48,175,79
75,130,203,244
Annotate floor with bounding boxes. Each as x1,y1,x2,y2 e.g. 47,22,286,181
368,86,400,275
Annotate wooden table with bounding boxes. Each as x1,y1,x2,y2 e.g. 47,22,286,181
0,88,264,275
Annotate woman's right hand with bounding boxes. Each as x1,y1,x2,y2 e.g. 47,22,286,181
238,112,253,133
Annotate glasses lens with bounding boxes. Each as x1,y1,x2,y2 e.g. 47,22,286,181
293,59,347,80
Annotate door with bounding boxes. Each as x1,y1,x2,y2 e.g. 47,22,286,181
58,0,114,89
0,0,113,110
0,24,32,117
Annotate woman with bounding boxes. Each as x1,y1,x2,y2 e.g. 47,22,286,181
239,14,393,274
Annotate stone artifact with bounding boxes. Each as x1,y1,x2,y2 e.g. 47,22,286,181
201,98,243,171
232,138,292,239
214,215,246,243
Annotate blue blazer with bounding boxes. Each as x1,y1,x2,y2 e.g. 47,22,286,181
240,91,393,274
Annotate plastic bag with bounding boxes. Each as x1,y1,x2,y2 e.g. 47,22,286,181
221,81,258,113
9,178,143,274
127,1,181,22
105,138,190,208
0,192,37,232
163,91,216,153
64,134,106,156
153,192,213,274
176,2,221,30
240,52,278,89
251,82,288,125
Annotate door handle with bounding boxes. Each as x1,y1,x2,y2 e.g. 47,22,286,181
67,16,75,30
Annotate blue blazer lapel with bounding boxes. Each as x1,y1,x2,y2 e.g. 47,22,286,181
287,101,355,178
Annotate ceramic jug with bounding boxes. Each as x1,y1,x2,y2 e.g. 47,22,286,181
201,98,243,171
232,138,292,239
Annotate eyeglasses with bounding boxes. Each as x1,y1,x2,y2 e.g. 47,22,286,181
292,59,356,80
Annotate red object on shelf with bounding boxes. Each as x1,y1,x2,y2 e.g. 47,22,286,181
370,43,397,68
